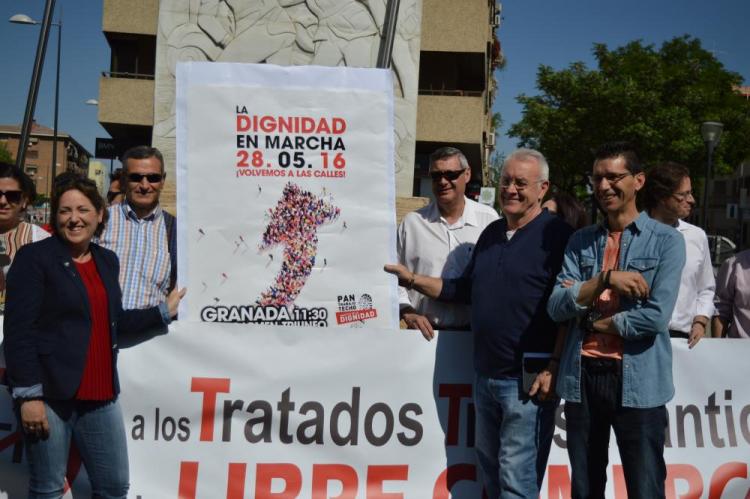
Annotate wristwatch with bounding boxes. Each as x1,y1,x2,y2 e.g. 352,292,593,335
14,396,43,407
582,309,603,332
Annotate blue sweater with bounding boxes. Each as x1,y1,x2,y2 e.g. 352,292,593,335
439,210,573,378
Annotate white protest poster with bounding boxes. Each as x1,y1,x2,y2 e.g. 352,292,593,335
116,325,482,498
175,62,398,328
2,331,750,497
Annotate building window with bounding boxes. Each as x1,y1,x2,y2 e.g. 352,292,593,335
26,150,39,159
418,51,486,96
109,34,156,77
26,165,38,178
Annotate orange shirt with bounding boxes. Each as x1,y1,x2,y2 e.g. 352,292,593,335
581,231,624,360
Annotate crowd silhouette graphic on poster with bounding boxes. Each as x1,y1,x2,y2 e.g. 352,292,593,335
257,182,340,306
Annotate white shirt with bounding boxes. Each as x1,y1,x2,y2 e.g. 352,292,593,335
30,224,51,243
397,197,499,328
668,220,715,333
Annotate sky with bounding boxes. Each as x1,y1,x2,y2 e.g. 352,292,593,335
0,1,108,156
495,0,749,155
0,0,747,162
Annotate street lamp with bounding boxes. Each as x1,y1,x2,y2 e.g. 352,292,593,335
10,10,62,196
700,121,723,233
85,98,115,176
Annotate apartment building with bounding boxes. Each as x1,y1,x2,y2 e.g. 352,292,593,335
97,0,501,210
0,121,91,198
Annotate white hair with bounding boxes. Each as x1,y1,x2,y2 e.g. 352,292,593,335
502,148,549,181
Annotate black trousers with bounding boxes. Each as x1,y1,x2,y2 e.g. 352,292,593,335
564,357,668,499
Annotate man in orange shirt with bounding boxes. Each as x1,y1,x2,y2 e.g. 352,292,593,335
547,142,685,498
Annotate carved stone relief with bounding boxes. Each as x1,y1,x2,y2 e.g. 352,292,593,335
154,0,422,207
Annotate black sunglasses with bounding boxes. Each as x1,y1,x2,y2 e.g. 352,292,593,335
0,190,24,204
430,169,466,182
127,173,164,183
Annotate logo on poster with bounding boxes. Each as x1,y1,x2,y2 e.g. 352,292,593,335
336,293,378,325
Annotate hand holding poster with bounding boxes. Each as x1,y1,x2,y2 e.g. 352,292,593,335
175,63,398,328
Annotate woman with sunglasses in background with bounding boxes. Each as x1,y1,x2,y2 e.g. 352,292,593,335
4,176,185,497
0,162,50,313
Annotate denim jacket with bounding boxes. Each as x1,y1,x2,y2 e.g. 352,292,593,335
547,212,685,408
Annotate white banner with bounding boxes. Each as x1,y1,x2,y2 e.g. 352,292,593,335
2,331,749,498
175,63,398,328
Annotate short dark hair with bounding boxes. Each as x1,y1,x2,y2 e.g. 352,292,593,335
51,176,109,238
642,162,690,211
53,170,83,189
110,167,124,184
548,190,588,230
121,146,165,175
0,161,36,202
429,146,469,170
593,142,643,174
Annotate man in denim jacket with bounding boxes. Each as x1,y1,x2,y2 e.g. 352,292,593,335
547,142,685,499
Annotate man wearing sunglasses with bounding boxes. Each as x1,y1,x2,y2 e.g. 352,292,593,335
397,147,498,339
387,148,573,498
547,142,685,498
98,146,177,312
106,168,125,206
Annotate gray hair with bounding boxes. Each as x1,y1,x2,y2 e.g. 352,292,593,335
429,146,469,170
502,148,549,181
122,145,165,175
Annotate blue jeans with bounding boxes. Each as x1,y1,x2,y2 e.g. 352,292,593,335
474,374,557,499
23,399,129,499
564,357,667,499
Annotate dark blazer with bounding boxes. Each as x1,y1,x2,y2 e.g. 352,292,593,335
4,236,164,400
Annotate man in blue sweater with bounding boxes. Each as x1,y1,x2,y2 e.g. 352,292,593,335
386,148,573,498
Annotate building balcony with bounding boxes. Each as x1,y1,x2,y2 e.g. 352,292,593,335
416,94,487,144
102,0,158,36
421,0,493,52
98,72,154,128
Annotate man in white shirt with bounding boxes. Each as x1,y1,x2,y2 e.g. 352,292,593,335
397,147,498,339
644,162,714,348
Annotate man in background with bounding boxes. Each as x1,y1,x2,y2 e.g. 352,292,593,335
107,168,125,205
98,146,177,310
644,162,714,348
397,146,498,339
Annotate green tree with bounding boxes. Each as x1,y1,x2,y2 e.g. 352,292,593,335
488,111,504,181
0,142,13,163
509,36,750,191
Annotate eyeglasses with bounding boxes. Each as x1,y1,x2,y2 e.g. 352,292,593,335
430,169,466,182
127,173,164,183
672,190,694,202
499,177,543,191
0,190,23,204
588,172,632,186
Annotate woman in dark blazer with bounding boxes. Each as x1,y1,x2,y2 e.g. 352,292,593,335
4,176,185,498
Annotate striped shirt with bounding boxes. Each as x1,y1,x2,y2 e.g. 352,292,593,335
98,201,171,310
0,222,50,313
